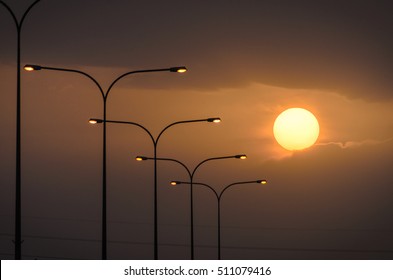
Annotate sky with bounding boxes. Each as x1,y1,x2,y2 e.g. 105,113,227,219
1,0,393,260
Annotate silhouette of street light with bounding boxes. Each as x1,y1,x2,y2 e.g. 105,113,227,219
24,64,186,259
171,180,267,259
89,117,220,259
23,64,41,71
135,154,246,259
1,0,42,259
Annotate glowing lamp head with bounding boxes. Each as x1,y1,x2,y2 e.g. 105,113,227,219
170,66,187,73
89,118,103,124
135,156,147,161
235,154,247,159
207,117,221,123
24,66,34,72
24,64,41,71
257,179,267,185
170,181,181,186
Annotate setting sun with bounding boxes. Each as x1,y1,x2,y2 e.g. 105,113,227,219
273,108,319,151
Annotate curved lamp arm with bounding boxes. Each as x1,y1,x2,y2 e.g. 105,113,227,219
23,65,187,101
24,65,105,98
20,0,41,28
0,0,41,29
89,118,155,145
0,1,18,27
155,117,221,145
136,156,192,179
106,67,186,100
170,181,219,200
219,180,267,200
191,154,247,178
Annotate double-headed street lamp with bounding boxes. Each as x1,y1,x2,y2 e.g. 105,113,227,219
171,180,267,259
1,0,42,260
89,117,220,259
135,155,247,259
24,64,186,259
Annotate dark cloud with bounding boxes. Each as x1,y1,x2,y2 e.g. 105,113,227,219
1,0,392,99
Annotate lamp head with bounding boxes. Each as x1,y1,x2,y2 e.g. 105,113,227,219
235,154,247,160
257,179,267,185
24,64,41,71
207,117,221,123
170,66,187,73
135,156,148,161
88,118,103,124
170,181,182,186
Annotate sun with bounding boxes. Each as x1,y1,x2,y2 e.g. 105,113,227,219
273,108,319,151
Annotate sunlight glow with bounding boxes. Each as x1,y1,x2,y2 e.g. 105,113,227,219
273,108,319,151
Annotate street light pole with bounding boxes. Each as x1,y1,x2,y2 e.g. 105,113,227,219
136,155,247,259
24,65,186,259
89,117,220,259
1,0,41,260
171,180,267,259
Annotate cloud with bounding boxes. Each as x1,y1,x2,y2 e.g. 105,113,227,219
316,138,393,149
2,0,392,101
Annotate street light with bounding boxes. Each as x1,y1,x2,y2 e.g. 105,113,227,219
89,117,220,259
135,154,246,259
169,66,188,73
1,0,42,260
171,180,267,259
23,64,41,71
24,64,186,260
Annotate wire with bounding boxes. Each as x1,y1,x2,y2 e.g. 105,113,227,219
1,214,393,233
1,233,393,256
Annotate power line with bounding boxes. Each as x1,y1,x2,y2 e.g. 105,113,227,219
1,233,392,256
1,215,393,233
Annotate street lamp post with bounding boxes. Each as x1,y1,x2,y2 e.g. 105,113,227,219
135,155,247,259
171,180,267,260
24,64,186,259
89,117,221,259
1,0,42,260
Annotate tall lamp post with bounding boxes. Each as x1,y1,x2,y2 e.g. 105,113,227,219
135,155,247,259
171,180,267,260
1,0,41,260
24,64,186,259
89,117,221,259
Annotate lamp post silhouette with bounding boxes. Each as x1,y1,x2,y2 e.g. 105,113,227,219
89,117,220,259
135,155,247,259
1,0,41,260
24,64,186,259
171,180,267,260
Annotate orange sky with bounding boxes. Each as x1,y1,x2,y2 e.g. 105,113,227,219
1,0,392,260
